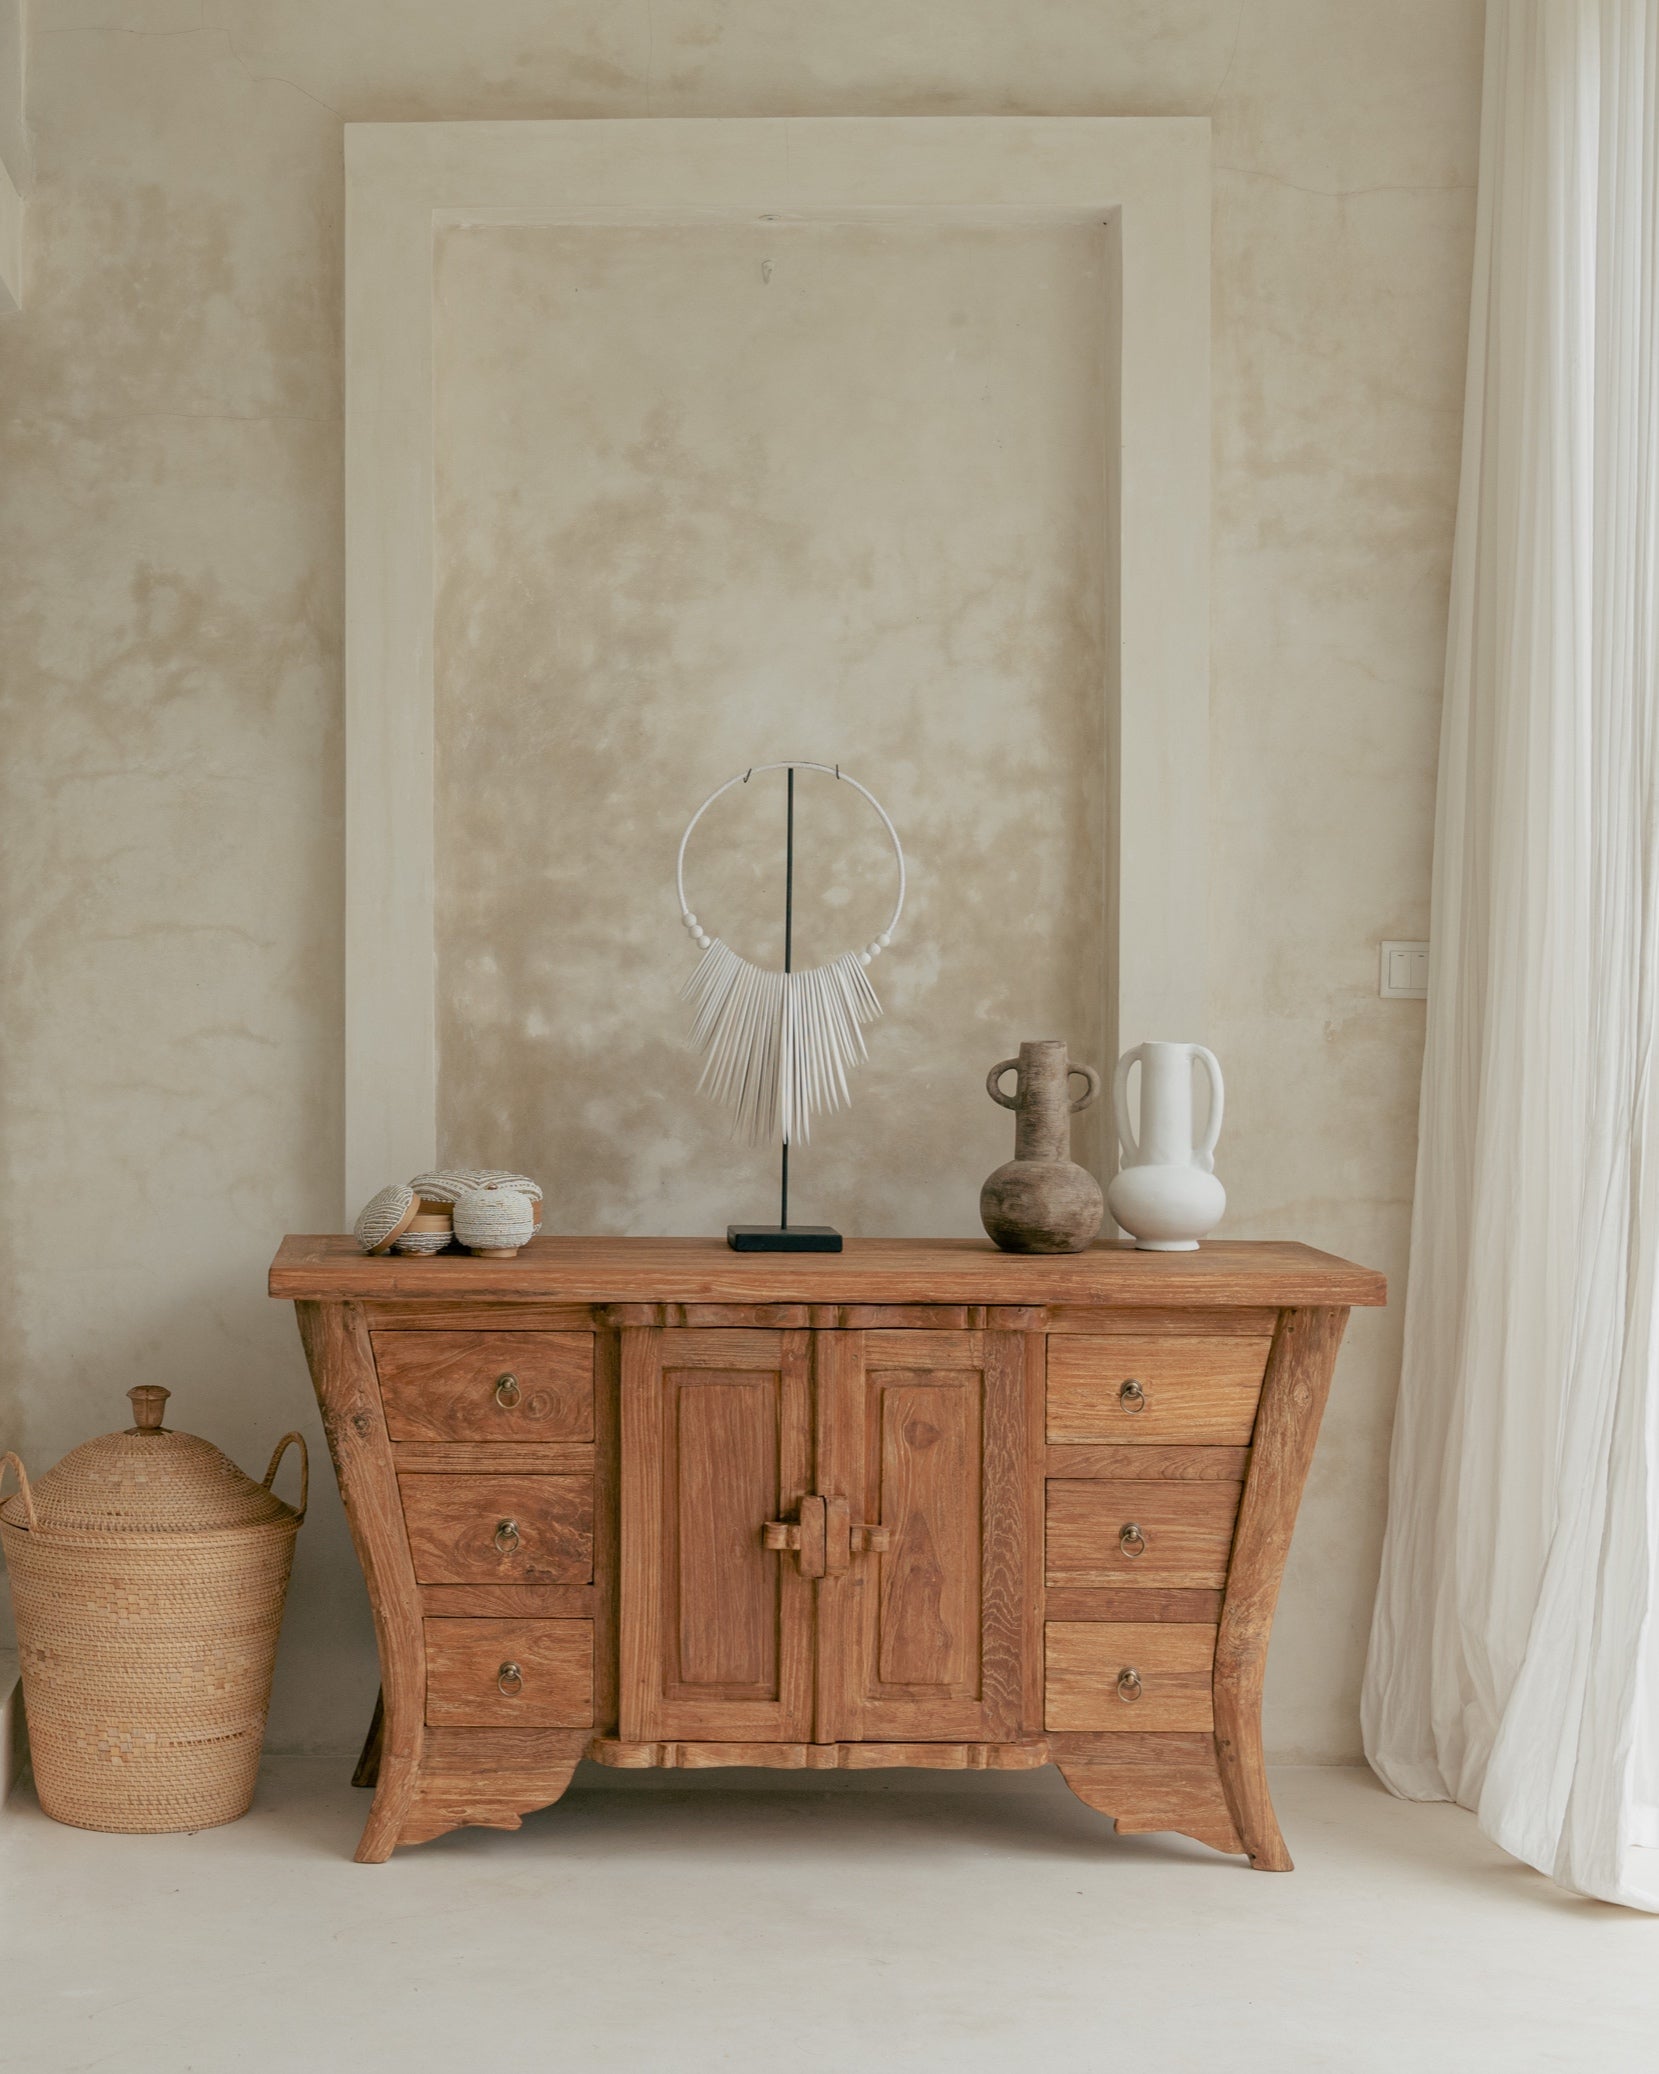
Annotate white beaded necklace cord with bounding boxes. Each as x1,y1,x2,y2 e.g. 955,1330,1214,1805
676,762,906,1147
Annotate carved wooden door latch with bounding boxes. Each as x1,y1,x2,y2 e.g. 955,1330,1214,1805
762,1495,890,1579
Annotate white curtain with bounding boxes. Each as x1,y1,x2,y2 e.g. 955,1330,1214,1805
1363,0,1659,1909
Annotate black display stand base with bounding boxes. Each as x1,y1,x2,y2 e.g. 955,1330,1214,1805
727,1224,843,1253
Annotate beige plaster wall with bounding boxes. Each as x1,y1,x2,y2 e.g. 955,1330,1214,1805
433,217,1110,1220
0,1,25,186
0,1,1481,1761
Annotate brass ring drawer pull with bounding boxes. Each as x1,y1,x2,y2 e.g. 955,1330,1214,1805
1118,1379,1146,1414
1116,1668,1143,1703
494,1372,522,1408
498,1661,523,1697
493,1518,521,1554
1119,1522,1146,1559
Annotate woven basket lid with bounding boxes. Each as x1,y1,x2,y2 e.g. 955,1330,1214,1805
411,1168,543,1205
0,1388,299,1535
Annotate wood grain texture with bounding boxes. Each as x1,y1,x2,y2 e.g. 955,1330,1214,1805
810,1327,860,1745
372,1331,593,1441
1054,1732,1242,1854
874,1371,981,1692
392,1443,595,1474
984,1330,1036,1743
294,1300,426,1864
835,1738,1049,1770
400,1727,588,1845
424,1617,593,1728
1044,1623,1218,1732
819,1330,1032,1742
821,1305,977,1329
1046,1335,1272,1446
1045,1479,1242,1589
399,1474,593,1584
280,1244,1378,1866
622,1328,814,1742
1045,1444,1249,1482
672,1304,811,1327
1043,1586,1222,1622
586,1739,1051,1770
618,1324,664,1743
425,1725,595,1773
1213,1305,1348,1872
272,1236,1388,1309
419,1584,596,1617
1047,1306,1280,1337
1020,1327,1047,1734
675,1377,784,1690
363,1302,599,1331
592,1321,621,1738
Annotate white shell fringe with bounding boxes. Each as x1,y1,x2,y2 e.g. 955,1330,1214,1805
682,939,884,1145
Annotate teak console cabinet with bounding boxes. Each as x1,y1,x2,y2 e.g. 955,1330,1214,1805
270,1236,1384,1865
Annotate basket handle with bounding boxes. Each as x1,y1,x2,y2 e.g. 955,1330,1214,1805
262,1432,309,1523
0,1452,38,1531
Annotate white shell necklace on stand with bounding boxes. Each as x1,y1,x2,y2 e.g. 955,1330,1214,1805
677,762,906,1145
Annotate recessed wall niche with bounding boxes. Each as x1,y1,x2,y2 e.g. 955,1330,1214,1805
432,216,1111,1235
342,120,1209,1215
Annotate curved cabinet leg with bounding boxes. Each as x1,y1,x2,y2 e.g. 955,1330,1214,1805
399,1731,588,1847
356,1751,422,1864
1055,1737,1244,1857
1213,1305,1349,1871
295,1301,427,1865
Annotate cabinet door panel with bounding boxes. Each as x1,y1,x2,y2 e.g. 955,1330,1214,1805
672,1377,780,1694
819,1330,1040,1744
620,1327,813,1742
873,1376,981,1691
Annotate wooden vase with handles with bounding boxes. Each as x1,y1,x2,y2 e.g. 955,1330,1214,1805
978,1040,1104,1254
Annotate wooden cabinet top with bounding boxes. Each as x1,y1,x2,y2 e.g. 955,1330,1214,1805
269,1235,1386,1309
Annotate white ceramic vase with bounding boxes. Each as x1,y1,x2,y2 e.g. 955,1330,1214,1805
1106,1041,1226,1251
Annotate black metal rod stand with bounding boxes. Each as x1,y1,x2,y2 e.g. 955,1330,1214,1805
726,763,842,1253
780,767,793,1231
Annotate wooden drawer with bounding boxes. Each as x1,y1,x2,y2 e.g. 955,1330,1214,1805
1044,1622,1217,1732
1045,1479,1242,1590
400,1474,593,1584
373,1332,594,1443
425,1618,594,1728
1046,1335,1270,1446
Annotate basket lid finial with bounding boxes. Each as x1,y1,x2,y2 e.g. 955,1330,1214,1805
128,1386,170,1434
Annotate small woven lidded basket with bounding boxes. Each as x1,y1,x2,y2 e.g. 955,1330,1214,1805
0,1386,306,1834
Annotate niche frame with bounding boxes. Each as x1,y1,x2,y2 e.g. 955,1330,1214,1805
344,116,1210,1209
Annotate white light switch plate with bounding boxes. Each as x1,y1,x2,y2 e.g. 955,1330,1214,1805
1380,940,1429,999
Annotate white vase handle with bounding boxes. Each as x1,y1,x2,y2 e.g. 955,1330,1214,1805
1193,1046,1224,1173
1112,1046,1143,1163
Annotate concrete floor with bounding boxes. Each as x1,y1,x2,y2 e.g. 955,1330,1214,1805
1,1760,1651,2073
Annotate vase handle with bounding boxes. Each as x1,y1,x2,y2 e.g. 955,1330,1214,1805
1112,1047,1143,1163
1193,1046,1225,1173
987,1059,1021,1111
1068,1063,1101,1114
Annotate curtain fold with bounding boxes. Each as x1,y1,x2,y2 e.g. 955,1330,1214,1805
1362,0,1659,1909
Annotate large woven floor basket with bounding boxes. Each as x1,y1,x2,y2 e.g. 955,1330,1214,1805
0,1385,306,1834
